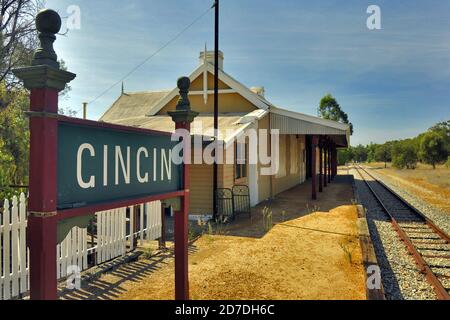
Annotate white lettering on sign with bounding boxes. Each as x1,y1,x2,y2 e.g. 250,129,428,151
77,143,95,189
137,147,149,183
103,145,108,186
153,148,157,182
161,149,172,181
115,146,130,185
75,144,175,189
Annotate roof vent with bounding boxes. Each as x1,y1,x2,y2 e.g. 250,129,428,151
199,50,224,70
250,86,265,98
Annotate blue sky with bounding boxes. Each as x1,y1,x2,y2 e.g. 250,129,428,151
46,0,450,146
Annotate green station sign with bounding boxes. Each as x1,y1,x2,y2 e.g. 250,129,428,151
57,121,182,209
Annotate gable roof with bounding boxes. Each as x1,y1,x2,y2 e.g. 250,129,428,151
146,62,274,116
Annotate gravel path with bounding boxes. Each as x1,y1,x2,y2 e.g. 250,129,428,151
351,167,437,300
363,166,450,236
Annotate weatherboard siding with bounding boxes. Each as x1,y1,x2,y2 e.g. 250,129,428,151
273,134,303,195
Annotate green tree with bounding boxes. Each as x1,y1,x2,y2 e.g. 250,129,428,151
338,147,354,165
353,144,367,163
374,144,391,168
366,143,378,163
318,94,354,135
419,131,448,169
1,1,43,90
0,83,29,198
392,140,418,169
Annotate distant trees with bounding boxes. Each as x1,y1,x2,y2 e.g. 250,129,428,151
338,147,353,165
392,139,418,169
419,131,448,169
353,144,368,163
318,94,354,135
338,120,449,170
374,143,391,168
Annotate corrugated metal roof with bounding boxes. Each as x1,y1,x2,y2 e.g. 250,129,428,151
270,113,349,146
100,91,170,122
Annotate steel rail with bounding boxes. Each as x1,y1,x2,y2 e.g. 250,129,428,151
354,165,450,300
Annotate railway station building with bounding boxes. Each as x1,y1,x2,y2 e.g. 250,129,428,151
100,51,350,217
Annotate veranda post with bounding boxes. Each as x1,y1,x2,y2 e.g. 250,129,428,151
13,9,76,300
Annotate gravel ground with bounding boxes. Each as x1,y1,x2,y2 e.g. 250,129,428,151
351,167,437,300
364,166,450,236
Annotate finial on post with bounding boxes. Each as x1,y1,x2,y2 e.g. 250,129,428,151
168,76,198,125
176,77,191,111
12,9,75,91
32,9,62,68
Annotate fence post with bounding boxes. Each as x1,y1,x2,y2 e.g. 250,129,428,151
13,9,75,300
168,77,198,300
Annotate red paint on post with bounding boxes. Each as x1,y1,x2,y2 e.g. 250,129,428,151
174,121,190,300
328,145,332,183
324,141,328,188
319,141,323,193
27,88,59,300
311,136,318,200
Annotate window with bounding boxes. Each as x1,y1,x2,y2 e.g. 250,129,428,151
235,142,247,180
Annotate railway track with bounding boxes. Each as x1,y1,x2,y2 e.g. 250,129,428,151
354,165,450,300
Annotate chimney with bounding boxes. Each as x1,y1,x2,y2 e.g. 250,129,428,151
250,86,265,98
199,50,224,70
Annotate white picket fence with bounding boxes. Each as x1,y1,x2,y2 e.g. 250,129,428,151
0,193,163,300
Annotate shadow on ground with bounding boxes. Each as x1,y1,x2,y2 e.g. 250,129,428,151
58,243,198,300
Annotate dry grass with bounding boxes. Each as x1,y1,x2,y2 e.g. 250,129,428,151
365,162,450,214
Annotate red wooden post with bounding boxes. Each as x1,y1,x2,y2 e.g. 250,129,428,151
311,136,318,200
334,146,338,177
331,143,335,181
169,77,198,300
323,140,328,188
328,143,332,183
318,139,323,193
13,9,75,300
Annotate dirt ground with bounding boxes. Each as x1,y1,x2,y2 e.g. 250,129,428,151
365,162,450,214
60,176,366,300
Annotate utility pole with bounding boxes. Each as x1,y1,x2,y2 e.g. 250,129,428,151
213,0,219,220
82,102,88,119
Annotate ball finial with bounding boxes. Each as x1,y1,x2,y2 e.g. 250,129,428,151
176,77,191,111
177,77,190,91
36,9,61,34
